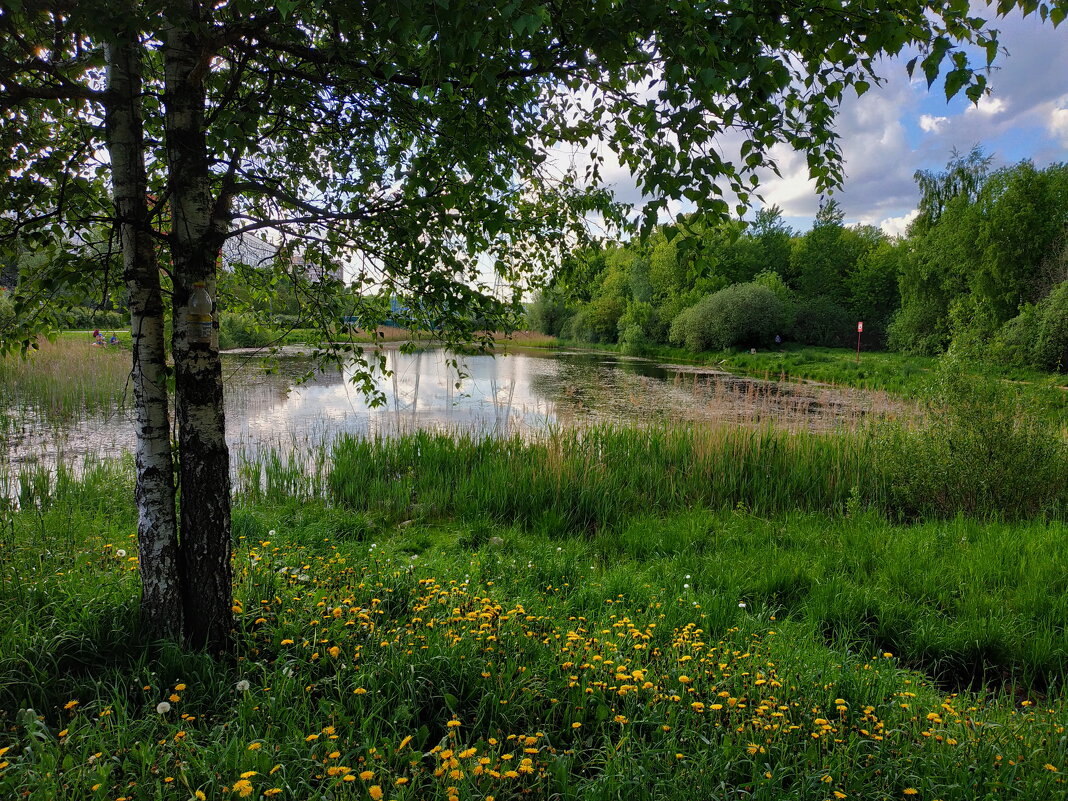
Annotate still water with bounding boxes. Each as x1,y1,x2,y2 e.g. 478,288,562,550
3,346,893,468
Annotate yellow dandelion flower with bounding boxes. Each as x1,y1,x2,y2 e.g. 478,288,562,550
903,790,918,797
1045,764,1059,772
233,779,254,797
264,791,282,798
446,719,461,728
359,770,374,781
397,735,413,751
369,786,383,801
247,742,262,751
64,700,79,710
240,771,258,779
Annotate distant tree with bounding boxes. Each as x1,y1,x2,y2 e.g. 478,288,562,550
913,145,993,229
790,200,851,299
750,205,794,278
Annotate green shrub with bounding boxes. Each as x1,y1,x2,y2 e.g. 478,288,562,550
63,306,127,330
876,356,1068,519
988,303,1038,368
669,282,785,351
791,295,852,347
218,311,282,349
1031,280,1068,372
887,300,950,355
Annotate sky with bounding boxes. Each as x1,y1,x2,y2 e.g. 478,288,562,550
599,7,1068,237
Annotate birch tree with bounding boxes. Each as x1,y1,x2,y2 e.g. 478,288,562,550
1,0,1065,650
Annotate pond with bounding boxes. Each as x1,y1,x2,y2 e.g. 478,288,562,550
1,345,899,472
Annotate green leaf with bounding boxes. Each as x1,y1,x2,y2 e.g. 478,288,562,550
944,69,968,100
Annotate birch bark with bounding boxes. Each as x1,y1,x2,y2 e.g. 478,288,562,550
104,21,182,640
163,3,233,651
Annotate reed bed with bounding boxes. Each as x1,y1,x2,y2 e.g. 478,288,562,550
326,425,885,532
0,337,131,419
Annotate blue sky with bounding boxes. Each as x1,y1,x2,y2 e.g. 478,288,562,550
587,7,1068,237
752,8,1068,235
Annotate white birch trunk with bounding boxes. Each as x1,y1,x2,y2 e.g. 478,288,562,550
163,2,234,651
104,23,182,639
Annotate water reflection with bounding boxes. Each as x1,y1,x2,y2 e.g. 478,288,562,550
3,346,900,472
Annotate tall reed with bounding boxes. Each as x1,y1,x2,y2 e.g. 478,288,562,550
0,337,131,418
328,425,885,532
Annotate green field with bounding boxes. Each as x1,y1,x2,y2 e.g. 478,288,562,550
1,458,1066,800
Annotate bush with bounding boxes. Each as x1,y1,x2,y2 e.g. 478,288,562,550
887,301,950,355
1031,280,1068,372
669,282,785,352
791,295,852,347
64,306,127,330
561,295,625,344
617,301,662,354
988,303,1038,368
525,290,571,337
988,281,1068,373
218,311,282,349
876,356,1067,519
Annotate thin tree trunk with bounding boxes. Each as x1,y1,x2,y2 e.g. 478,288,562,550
163,4,233,652
104,22,182,640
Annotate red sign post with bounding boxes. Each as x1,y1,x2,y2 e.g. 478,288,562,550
856,321,863,364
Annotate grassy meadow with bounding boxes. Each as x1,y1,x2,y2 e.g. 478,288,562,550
0,466,1066,800
1,336,1067,799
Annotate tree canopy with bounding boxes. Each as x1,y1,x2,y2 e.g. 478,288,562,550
1,0,1065,648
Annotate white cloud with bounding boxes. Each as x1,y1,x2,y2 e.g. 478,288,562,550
919,114,948,133
966,95,1007,116
1049,96,1068,146
877,209,919,237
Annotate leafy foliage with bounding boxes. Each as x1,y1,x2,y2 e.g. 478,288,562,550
876,357,1068,519
669,282,786,351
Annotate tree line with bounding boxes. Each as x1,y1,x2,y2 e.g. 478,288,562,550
531,149,1068,372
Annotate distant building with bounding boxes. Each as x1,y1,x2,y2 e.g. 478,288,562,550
220,233,342,283
288,252,343,284
220,231,278,270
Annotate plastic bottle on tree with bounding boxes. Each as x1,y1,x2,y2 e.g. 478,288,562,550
187,282,213,345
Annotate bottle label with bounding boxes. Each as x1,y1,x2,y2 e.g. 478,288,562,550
188,314,213,344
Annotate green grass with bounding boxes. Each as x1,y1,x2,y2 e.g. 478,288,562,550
0,470,1066,800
